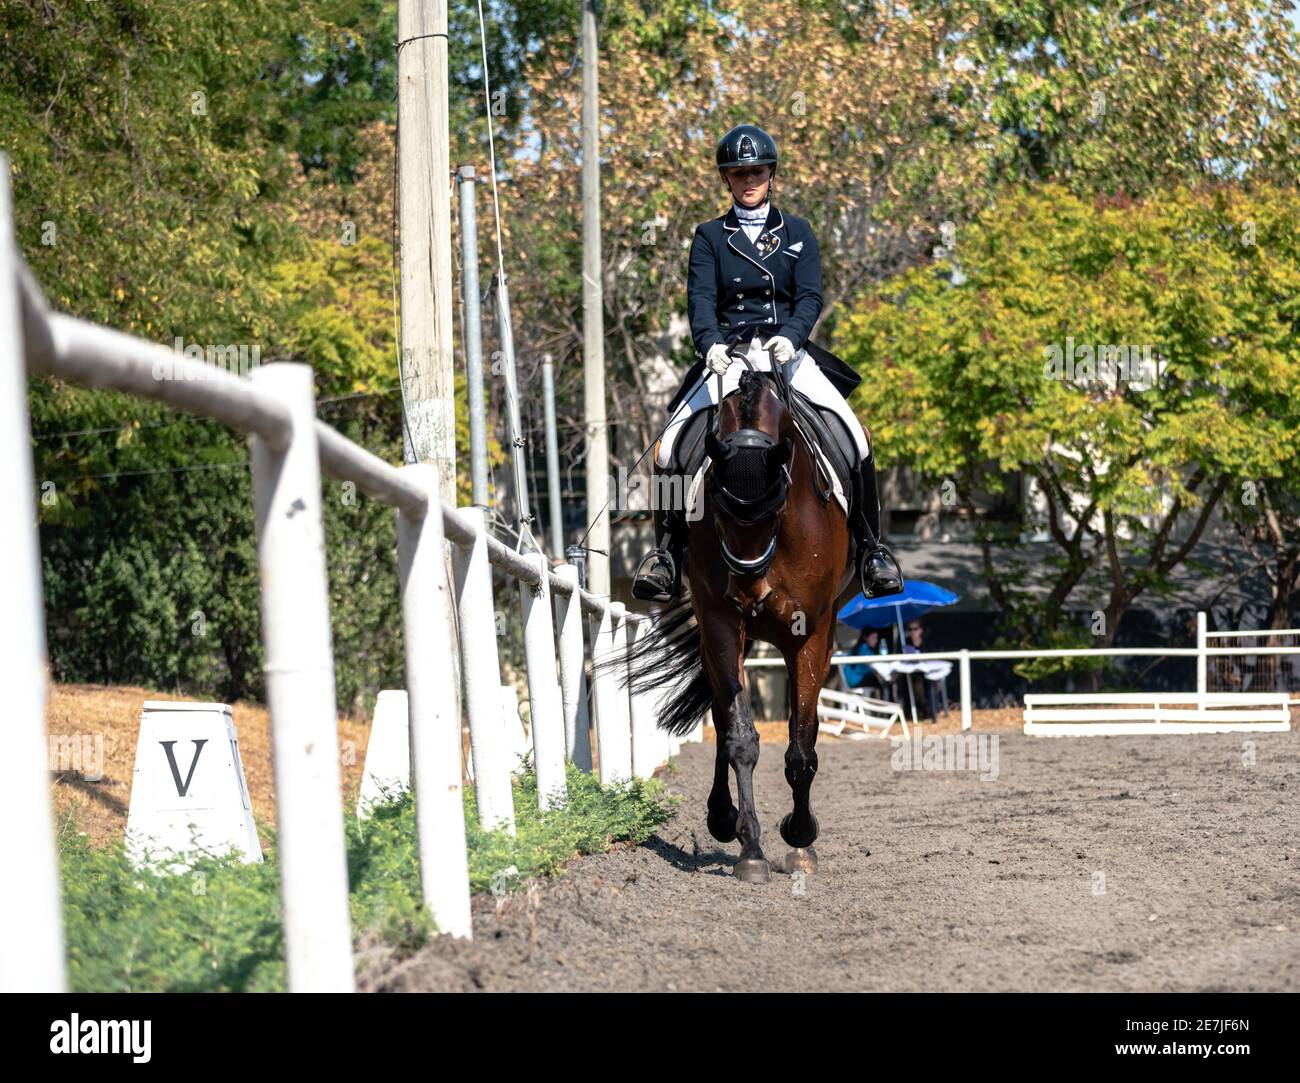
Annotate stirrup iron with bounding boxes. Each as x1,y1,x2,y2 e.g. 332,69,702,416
632,546,680,602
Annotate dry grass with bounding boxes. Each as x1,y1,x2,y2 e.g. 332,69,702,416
46,682,374,847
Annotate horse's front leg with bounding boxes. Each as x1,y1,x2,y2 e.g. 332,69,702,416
699,613,768,883
778,623,833,874
706,700,739,843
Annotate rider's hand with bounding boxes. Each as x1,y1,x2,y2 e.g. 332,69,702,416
767,335,796,363
705,343,731,375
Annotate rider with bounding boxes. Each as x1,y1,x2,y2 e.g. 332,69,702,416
631,123,903,603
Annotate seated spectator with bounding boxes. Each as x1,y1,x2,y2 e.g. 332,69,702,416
842,628,890,698
901,619,935,721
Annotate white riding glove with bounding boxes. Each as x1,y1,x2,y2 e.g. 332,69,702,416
705,342,731,376
766,335,796,363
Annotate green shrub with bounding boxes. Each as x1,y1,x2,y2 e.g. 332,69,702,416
59,765,676,991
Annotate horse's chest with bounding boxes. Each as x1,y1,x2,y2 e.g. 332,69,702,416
728,581,806,635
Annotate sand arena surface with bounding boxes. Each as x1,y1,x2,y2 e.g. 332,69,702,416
380,729,1300,992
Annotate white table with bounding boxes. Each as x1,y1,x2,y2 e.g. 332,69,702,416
867,659,953,724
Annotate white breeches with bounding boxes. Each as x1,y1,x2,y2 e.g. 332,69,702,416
656,336,870,469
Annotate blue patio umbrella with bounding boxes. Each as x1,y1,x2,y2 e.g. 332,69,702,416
837,580,960,633
837,580,960,722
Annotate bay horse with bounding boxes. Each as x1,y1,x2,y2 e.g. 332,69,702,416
625,363,857,883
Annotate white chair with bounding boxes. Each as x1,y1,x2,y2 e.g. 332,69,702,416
817,687,909,740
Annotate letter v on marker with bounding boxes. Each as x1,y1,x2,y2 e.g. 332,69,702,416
160,739,208,797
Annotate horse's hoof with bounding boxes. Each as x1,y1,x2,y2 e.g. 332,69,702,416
733,858,771,884
778,847,818,876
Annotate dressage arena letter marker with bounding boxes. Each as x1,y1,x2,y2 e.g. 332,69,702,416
125,701,262,869
357,690,410,818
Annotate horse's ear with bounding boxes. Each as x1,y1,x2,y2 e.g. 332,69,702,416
704,430,725,461
767,437,793,470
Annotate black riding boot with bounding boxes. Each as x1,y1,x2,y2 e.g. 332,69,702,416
852,453,904,598
632,510,685,602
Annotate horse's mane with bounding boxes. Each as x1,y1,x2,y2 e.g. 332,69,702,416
737,369,768,427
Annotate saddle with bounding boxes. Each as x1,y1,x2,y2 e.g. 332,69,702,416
665,376,860,518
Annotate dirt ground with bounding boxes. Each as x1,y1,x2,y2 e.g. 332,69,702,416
47,683,1300,992
379,726,1300,993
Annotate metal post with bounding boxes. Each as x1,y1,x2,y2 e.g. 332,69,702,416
248,363,354,992
592,601,633,784
1196,610,1208,697
553,564,593,771
493,275,532,536
520,552,567,808
542,355,564,554
451,506,516,833
396,464,472,938
566,544,588,589
0,160,65,993
959,648,972,732
458,166,490,508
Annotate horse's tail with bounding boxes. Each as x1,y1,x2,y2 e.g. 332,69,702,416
593,599,711,736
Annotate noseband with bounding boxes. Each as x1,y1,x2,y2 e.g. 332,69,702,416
708,427,790,578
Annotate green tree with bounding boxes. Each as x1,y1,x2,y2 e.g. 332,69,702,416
835,184,1300,655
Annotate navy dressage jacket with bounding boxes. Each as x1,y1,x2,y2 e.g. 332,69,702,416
687,203,823,355
670,203,860,414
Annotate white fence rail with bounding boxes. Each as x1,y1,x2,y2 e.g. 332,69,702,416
0,163,673,994
747,629,1300,731
1023,692,1291,736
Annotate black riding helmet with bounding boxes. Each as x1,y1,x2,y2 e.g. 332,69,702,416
716,124,778,178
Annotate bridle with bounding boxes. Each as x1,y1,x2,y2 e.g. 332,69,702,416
707,344,793,579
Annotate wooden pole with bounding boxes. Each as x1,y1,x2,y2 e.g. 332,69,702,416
398,0,456,503
581,0,611,594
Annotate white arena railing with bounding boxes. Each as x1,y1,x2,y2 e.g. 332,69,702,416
749,626,1300,730
0,163,688,995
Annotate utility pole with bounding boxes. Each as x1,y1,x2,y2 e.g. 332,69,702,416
398,0,456,503
581,0,610,595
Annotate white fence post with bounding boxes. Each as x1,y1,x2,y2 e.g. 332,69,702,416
959,648,972,731
593,602,633,784
628,618,660,778
553,563,592,771
521,552,567,809
0,163,65,993
248,362,354,993
396,464,472,939
451,506,516,833
1196,610,1208,698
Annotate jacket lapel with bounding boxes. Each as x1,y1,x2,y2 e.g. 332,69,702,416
724,204,782,268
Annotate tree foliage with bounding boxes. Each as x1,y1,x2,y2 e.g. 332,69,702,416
835,183,1300,648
